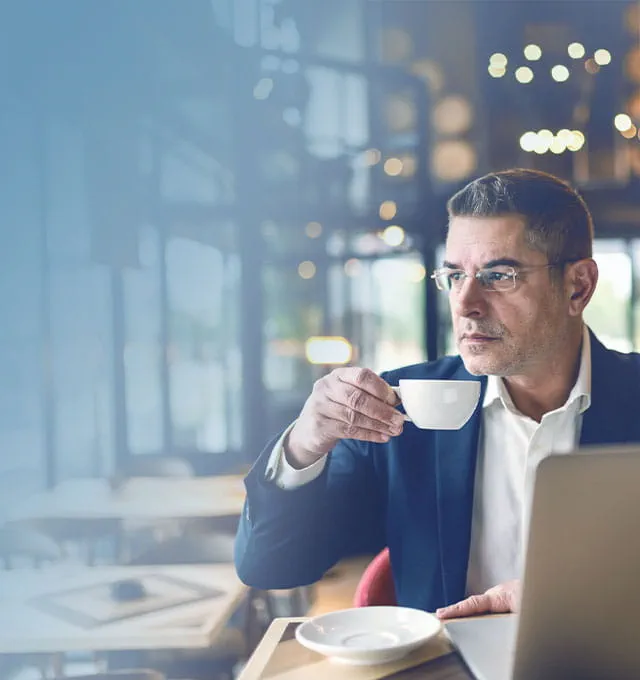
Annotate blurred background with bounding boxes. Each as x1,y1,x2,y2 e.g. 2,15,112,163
0,1,640,675
2,0,640,502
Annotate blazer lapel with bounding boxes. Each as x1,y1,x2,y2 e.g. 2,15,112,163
433,369,487,604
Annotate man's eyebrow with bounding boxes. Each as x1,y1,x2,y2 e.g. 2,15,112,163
483,257,523,268
441,257,524,269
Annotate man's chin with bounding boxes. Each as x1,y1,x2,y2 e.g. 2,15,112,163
462,362,486,376
460,350,505,376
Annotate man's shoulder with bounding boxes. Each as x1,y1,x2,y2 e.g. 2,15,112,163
380,354,470,383
591,332,640,371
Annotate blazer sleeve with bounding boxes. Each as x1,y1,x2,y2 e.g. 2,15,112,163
234,433,386,589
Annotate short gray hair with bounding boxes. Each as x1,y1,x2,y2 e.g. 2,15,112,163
447,168,594,263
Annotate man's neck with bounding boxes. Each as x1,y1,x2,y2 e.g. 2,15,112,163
502,326,584,423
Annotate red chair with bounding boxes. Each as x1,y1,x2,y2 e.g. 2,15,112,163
353,547,397,607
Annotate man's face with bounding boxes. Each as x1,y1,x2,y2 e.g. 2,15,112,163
445,215,570,377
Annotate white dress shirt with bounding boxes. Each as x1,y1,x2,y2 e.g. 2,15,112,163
264,326,592,596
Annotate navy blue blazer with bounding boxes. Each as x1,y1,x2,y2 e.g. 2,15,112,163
234,331,640,611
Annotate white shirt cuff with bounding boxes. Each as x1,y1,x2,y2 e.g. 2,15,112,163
265,421,328,489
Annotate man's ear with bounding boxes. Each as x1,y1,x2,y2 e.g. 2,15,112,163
567,259,598,316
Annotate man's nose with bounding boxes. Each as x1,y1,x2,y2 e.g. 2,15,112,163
452,275,487,318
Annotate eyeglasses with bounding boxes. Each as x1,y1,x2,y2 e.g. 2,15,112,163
430,263,568,293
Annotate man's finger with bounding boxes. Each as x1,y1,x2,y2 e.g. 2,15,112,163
333,367,398,405
485,583,519,612
327,380,403,427
436,594,492,619
320,398,402,436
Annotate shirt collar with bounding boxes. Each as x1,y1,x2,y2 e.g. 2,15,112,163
483,324,591,414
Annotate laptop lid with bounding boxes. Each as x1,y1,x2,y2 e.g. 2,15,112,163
449,445,640,680
514,445,640,679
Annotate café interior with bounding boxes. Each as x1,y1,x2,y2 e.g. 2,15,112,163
1,0,640,678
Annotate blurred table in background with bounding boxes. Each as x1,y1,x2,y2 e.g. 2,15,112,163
10,476,246,523
0,563,247,654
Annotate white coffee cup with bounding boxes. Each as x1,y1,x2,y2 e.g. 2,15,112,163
392,379,481,430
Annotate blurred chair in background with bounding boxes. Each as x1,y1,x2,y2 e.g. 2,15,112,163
0,523,63,569
182,513,240,540
117,455,194,561
10,517,121,566
353,547,396,607
121,456,194,479
127,532,236,566
53,671,165,680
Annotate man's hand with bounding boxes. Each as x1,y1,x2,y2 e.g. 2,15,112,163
285,367,405,468
435,580,521,619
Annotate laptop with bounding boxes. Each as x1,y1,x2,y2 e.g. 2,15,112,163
446,445,640,680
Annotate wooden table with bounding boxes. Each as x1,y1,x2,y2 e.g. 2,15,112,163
9,475,246,522
238,617,472,680
0,563,247,654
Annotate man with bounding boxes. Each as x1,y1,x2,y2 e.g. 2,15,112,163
234,169,640,617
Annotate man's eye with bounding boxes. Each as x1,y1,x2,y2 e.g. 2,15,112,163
448,271,464,282
485,270,510,282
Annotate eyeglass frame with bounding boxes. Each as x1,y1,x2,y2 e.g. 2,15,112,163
430,260,580,293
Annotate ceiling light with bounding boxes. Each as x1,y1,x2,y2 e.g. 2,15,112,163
363,149,381,166
305,221,322,238
524,44,542,61
305,337,353,365
594,49,612,66
568,42,586,59
379,201,397,221
381,226,406,247
566,131,585,151
551,65,570,82
432,140,477,181
488,64,506,78
615,113,633,132
549,137,567,154
519,131,538,152
515,66,534,83
298,261,316,279
489,53,508,68
384,158,404,176
385,96,417,132
344,258,362,277
432,95,474,135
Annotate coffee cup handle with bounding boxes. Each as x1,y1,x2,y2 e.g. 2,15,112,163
391,386,412,422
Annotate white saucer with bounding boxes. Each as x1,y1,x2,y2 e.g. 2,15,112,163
295,606,442,666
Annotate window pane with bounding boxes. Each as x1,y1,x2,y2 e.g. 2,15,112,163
584,240,632,352
263,260,321,433
436,243,456,356
362,255,426,372
0,109,46,515
123,227,163,455
167,237,241,451
47,122,116,481
49,265,114,480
